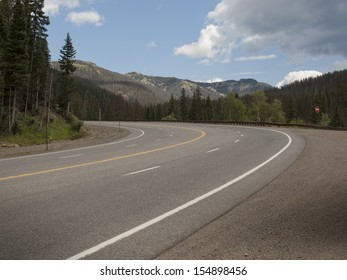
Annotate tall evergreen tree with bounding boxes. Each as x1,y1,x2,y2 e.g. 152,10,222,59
58,32,76,117
205,95,213,120
168,93,175,116
0,1,9,119
5,0,29,132
195,85,202,120
25,0,50,115
179,87,188,121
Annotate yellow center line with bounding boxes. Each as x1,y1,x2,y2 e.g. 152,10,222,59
0,127,206,182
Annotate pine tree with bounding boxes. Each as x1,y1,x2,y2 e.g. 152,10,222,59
195,86,202,120
58,32,76,117
0,1,8,120
25,0,50,115
168,93,175,116
205,96,213,120
179,87,188,121
5,0,29,132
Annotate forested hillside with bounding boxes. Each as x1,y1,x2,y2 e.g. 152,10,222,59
50,70,144,121
0,0,50,134
52,61,170,105
126,72,222,100
265,70,347,127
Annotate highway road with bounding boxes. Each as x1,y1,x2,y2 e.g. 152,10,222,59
0,122,304,259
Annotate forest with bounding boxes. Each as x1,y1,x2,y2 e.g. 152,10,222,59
264,70,347,127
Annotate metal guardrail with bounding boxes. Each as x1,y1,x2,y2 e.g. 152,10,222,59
123,120,347,131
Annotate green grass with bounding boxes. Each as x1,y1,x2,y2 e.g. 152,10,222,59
0,114,86,146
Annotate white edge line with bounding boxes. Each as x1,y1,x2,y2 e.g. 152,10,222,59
123,166,161,176
67,129,292,260
126,144,137,148
0,127,145,162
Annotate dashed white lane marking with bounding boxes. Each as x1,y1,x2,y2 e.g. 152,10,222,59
234,140,240,143
126,144,137,148
59,154,84,159
67,129,292,260
123,166,161,176
206,148,220,153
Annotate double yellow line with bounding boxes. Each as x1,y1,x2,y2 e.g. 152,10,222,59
0,127,206,182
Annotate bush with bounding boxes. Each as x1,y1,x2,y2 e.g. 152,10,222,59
161,113,177,121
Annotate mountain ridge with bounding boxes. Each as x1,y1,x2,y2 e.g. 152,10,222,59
52,60,272,104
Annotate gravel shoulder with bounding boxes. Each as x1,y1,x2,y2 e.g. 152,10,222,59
157,129,347,260
0,124,130,159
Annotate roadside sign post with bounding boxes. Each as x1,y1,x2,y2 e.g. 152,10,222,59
315,105,320,114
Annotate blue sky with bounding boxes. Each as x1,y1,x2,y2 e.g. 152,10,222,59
45,0,347,87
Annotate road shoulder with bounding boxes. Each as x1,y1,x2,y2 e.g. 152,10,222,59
0,124,130,159
157,129,347,260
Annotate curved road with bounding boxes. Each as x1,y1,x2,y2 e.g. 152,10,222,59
0,122,304,259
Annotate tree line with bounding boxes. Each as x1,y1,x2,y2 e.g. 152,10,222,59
264,70,347,127
142,87,286,124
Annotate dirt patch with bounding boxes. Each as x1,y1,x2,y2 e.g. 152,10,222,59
157,129,347,260
0,124,130,159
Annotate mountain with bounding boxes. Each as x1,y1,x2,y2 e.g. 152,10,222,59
127,72,272,98
52,61,170,105
197,79,272,96
125,72,222,99
52,60,272,105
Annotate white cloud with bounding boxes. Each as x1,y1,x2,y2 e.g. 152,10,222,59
44,0,80,16
276,71,323,88
174,24,231,62
236,54,277,61
206,78,223,83
44,0,105,27
175,0,347,62
146,41,157,49
66,11,104,27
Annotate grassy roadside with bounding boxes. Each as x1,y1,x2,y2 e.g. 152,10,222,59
0,114,86,147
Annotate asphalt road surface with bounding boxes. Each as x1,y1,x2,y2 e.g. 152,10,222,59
0,122,304,260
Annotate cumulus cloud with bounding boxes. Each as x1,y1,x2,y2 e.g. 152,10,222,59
175,0,347,62
44,0,105,27
44,0,80,16
66,11,104,27
276,71,323,88
174,24,233,63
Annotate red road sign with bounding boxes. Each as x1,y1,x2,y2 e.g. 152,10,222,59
315,106,320,113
